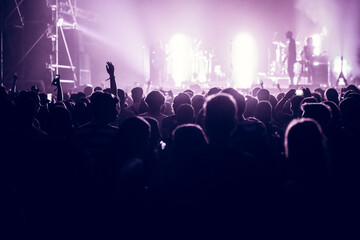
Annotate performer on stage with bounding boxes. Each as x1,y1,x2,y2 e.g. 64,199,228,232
299,37,315,84
285,31,296,85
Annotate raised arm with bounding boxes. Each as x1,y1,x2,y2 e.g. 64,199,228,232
52,74,63,102
274,89,295,120
106,61,117,97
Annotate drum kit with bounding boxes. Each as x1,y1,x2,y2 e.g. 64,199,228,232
269,39,329,82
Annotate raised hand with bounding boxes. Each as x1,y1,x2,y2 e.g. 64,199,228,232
106,61,115,77
303,87,311,98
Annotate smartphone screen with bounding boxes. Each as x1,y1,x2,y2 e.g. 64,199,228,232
47,93,52,101
295,89,303,96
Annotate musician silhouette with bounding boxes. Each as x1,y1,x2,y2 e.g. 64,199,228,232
299,37,315,84
285,31,296,86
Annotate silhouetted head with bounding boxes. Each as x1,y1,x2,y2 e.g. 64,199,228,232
131,87,143,103
175,104,195,125
145,90,165,113
117,89,127,108
77,92,86,99
191,94,206,115
116,117,151,158
323,101,340,122
173,93,191,113
252,87,261,97
346,92,360,102
183,89,194,98
311,93,321,103
94,86,102,92
206,87,221,97
144,117,161,149
300,97,318,106
84,86,93,97
301,103,331,130
346,84,360,94
244,96,258,118
286,31,293,39
290,95,305,115
325,88,339,105
256,101,272,123
90,92,118,124
339,97,360,123
257,88,270,101
48,105,73,138
269,95,278,109
277,92,285,101
204,93,237,143
172,124,208,152
285,118,327,176
221,88,246,119
314,88,325,100
14,91,40,126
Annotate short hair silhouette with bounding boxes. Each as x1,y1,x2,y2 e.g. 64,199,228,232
191,94,206,115
131,87,143,102
285,118,327,175
339,97,360,123
256,101,272,123
221,88,246,117
175,104,195,125
145,90,165,112
325,88,339,105
172,124,208,151
204,93,237,142
301,103,331,130
90,91,118,123
173,93,191,113
257,88,270,101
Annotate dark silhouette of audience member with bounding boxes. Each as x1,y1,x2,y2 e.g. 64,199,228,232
191,94,205,118
129,87,144,114
206,87,221,97
84,86,93,97
257,88,270,101
256,101,272,124
339,97,360,124
140,90,166,126
301,103,331,133
204,93,237,144
311,92,322,102
325,88,339,105
183,89,195,98
221,88,246,121
161,93,191,143
117,89,135,127
74,92,119,173
171,124,208,152
244,96,258,118
300,96,318,105
283,118,332,238
47,105,74,140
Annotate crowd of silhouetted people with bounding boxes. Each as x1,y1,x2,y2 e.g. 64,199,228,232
1,64,360,239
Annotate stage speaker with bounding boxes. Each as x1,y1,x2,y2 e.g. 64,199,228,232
313,64,328,85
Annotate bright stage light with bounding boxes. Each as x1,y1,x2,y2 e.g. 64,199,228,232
231,33,257,89
168,33,193,87
312,34,321,56
57,18,64,27
333,56,351,78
